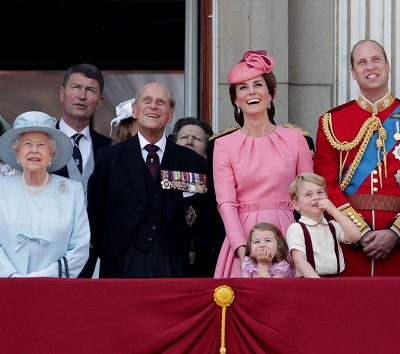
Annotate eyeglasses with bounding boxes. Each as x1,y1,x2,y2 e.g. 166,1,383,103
140,97,170,108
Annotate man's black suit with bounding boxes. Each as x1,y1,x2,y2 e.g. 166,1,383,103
53,122,112,277
53,122,112,179
87,134,208,278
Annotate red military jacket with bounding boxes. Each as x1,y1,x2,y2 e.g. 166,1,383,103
314,92,400,276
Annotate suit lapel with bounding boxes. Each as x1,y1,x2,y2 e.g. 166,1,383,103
120,135,147,205
91,128,112,159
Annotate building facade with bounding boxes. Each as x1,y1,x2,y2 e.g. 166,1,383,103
214,0,400,143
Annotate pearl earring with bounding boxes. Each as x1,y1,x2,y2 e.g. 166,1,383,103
268,102,271,109
237,106,241,114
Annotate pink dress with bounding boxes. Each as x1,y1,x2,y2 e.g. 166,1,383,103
213,127,314,278
242,256,292,278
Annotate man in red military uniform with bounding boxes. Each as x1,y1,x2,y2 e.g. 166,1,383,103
314,39,400,276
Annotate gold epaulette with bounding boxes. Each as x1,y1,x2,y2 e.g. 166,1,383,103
279,123,310,137
209,126,240,141
339,203,371,236
390,214,400,237
323,100,356,115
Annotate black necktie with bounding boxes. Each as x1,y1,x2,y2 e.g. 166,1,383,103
144,144,160,179
72,133,83,173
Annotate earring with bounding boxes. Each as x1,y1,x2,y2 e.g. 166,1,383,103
49,161,52,166
237,106,241,114
268,102,271,109
16,159,20,164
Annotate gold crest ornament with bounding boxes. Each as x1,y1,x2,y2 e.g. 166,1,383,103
214,285,235,354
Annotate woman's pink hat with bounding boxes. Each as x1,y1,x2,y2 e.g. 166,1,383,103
228,50,275,84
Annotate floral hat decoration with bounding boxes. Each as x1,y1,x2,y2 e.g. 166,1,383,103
227,50,275,84
109,98,136,136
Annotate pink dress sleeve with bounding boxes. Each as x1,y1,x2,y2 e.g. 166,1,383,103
213,137,248,253
295,129,314,174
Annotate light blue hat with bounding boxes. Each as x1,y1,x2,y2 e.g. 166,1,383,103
0,111,73,172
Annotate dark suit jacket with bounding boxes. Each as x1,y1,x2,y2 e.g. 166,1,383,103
53,122,112,178
53,122,112,277
87,134,208,278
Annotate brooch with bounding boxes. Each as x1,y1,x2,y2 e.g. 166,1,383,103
185,206,196,227
58,180,68,194
160,170,207,194
395,170,400,186
393,145,400,160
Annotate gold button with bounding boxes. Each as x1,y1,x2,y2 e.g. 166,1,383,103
373,187,378,192
373,178,378,183
372,170,378,175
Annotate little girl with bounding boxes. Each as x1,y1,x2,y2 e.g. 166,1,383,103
241,222,292,278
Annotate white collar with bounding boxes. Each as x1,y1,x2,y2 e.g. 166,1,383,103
298,215,329,226
138,131,167,153
59,119,91,141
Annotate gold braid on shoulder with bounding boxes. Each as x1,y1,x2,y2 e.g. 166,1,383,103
322,113,386,191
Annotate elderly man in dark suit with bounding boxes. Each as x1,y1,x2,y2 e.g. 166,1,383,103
53,63,112,277
87,82,208,278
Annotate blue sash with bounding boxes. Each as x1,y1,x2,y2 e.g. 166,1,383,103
343,104,400,194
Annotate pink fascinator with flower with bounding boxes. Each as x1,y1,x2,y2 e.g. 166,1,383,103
228,50,275,84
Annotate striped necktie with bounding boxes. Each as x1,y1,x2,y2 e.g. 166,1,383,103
144,144,160,179
72,133,83,173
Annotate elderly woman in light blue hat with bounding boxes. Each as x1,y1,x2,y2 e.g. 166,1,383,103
0,111,90,277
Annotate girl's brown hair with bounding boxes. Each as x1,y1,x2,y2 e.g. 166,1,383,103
244,222,291,265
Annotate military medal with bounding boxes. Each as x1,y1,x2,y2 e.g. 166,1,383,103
161,170,207,194
185,205,196,227
394,121,400,140
189,251,196,264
